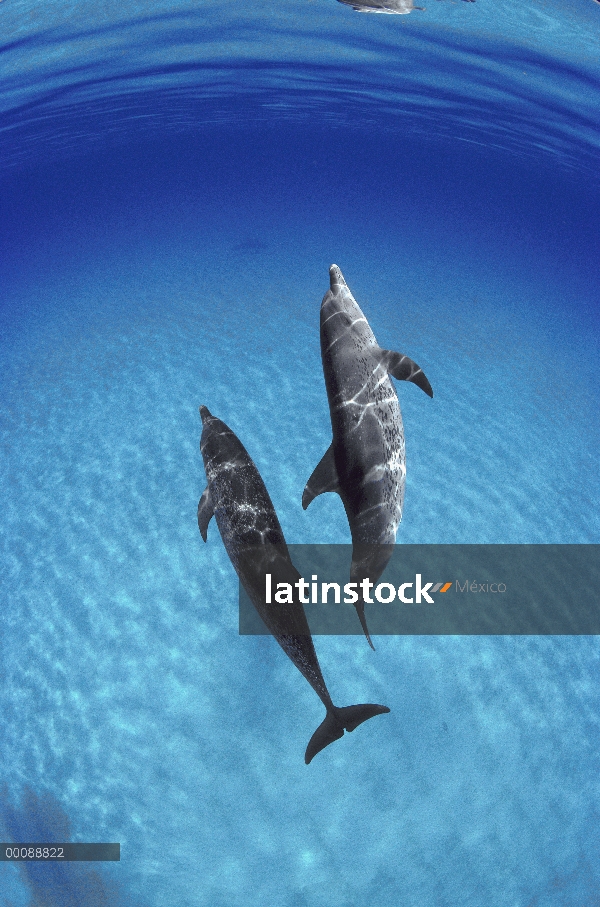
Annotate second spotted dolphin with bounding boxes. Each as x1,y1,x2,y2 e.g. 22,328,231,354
198,406,389,763
303,265,433,648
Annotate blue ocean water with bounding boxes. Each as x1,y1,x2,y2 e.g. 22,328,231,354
1,1,599,905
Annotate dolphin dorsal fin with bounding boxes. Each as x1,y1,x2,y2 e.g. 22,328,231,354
379,348,433,398
302,445,340,510
197,486,214,541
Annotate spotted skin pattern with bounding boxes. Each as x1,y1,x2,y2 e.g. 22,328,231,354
323,268,406,544
303,265,433,648
198,406,389,763
199,407,330,703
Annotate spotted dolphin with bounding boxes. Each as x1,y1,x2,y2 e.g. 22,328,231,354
303,265,433,649
198,406,389,763
337,0,424,12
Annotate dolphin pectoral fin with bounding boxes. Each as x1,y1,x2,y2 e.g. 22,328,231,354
356,599,376,650
197,487,214,542
380,348,433,398
305,703,390,764
302,445,340,510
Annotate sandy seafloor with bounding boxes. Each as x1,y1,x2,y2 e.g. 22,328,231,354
1,1,600,905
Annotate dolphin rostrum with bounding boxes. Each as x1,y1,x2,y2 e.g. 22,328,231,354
198,406,389,763
303,265,433,649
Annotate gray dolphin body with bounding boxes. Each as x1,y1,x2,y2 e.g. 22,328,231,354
198,406,389,763
303,266,433,648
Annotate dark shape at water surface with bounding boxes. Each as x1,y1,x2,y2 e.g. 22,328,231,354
231,237,269,254
337,0,424,12
198,406,389,764
337,0,475,10
303,265,433,650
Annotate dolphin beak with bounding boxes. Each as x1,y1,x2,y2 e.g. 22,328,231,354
329,264,347,292
355,601,376,650
199,405,212,423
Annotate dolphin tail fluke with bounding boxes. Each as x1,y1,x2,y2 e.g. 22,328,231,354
302,444,340,510
305,703,390,764
305,711,344,764
380,348,433,398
